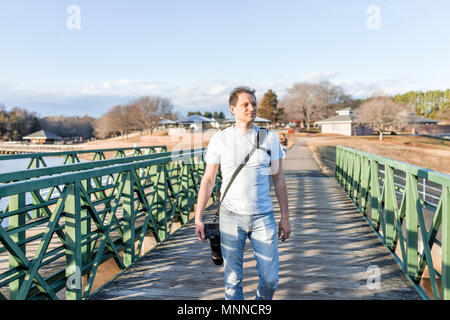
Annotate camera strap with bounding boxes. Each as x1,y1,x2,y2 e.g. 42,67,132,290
214,127,270,222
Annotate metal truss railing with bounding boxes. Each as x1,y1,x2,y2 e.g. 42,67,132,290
336,146,450,300
0,145,167,169
0,148,221,300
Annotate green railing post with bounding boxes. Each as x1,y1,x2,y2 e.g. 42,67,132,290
405,173,419,279
360,156,370,216
156,164,168,241
122,170,135,267
65,182,83,300
80,179,90,264
384,165,396,249
352,154,361,201
8,192,26,300
178,163,190,225
442,186,450,299
369,160,381,231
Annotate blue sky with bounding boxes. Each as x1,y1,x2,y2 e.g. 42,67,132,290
1,0,450,118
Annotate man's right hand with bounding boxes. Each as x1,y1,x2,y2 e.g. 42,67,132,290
195,220,207,243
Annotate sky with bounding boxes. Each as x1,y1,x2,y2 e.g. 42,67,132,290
1,0,450,118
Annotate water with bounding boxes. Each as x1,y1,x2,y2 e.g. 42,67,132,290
0,156,68,174
0,156,83,228
428,133,450,140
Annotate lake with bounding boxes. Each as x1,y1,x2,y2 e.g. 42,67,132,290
0,156,83,228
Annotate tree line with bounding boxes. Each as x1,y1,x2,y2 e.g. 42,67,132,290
0,95,179,141
393,89,450,120
1,86,448,142
187,111,226,119
0,105,95,141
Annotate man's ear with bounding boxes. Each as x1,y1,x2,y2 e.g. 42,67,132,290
229,105,235,115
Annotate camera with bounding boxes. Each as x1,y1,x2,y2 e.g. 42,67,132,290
204,223,223,265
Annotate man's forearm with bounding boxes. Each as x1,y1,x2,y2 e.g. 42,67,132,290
195,178,216,222
273,175,289,220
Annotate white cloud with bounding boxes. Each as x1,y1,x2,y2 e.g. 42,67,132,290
1,75,449,117
336,78,420,98
300,71,340,83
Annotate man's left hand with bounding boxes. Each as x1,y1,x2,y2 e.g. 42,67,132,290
278,219,291,241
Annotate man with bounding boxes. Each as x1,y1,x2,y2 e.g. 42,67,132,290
195,86,291,300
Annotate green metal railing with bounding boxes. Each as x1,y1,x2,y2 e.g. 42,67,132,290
336,146,450,300
0,148,221,300
0,145,167,169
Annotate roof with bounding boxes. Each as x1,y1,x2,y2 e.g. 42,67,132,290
223,116,272,123
158,119,176,124
315,114,354,124
316,109,439,125
177,115,214,123
404,113,439,124
23,130,62,140
315,107,356,124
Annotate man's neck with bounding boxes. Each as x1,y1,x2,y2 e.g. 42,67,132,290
234,121,254,135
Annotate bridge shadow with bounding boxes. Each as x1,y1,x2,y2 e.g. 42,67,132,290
91,170,421,300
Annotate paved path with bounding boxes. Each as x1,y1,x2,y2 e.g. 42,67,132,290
91,138,421,300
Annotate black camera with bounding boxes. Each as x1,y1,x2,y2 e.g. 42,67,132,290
204,223,223,265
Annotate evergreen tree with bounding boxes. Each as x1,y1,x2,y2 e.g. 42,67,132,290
258,89,279,122
393,89,450,120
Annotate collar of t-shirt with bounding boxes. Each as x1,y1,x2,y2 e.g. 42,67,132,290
231,123,260,148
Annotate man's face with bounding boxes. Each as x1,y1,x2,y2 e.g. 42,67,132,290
230,93,257,123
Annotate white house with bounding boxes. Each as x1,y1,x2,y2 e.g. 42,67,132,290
315,108,373,136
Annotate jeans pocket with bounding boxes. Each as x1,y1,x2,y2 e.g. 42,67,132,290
219,205,234,215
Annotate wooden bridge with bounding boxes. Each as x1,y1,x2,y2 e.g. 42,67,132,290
90,139,422,300
0,139,448,300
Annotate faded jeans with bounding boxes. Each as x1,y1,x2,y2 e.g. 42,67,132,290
219,205,279,300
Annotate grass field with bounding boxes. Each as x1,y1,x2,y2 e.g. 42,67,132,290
306,134,450,175
79,130,449,175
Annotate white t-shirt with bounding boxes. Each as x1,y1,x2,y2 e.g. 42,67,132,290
204,124,285,215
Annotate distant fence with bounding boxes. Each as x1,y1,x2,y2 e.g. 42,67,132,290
336,146,450,300
0,148,221,300
412,124,450,135
0,144,83,154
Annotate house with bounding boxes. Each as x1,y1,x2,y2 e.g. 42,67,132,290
176,114,217,131
223,116,272,128
22,130,62,144
314,108,373,136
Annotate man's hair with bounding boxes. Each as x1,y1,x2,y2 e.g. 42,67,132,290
229,86,256,107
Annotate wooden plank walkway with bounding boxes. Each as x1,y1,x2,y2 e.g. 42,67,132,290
91,138,421,300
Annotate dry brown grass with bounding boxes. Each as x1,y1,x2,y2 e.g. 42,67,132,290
307,135,450,174
78,131,212,158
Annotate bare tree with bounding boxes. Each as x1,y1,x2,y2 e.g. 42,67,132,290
316,81,353,118
124,103,144,135
94,104,128,139
94,115,113,139
279,83,317,130
280,81,349,130
354,96,408,141
93,96,177,139
130,96,175,135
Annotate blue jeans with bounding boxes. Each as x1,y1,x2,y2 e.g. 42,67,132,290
219,206,279,300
